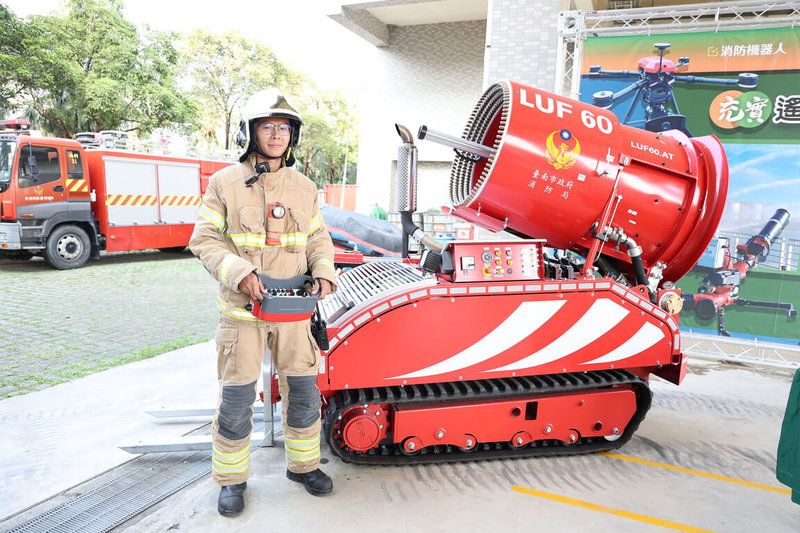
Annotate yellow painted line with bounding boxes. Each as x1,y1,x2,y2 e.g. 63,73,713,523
512,485,713,532
599,452,791,495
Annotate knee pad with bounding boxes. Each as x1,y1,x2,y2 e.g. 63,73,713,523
286,375,321,429
218,381,257,440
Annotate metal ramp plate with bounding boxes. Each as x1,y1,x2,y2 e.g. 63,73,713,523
119,432,268,453
6,451,209,533
119,360,275,453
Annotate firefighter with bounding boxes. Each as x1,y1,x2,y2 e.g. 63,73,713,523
189,88,337,517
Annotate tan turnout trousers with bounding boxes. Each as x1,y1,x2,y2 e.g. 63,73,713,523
211,317,322,486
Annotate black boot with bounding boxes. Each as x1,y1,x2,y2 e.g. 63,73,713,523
286,468,333,496
217,482,247,517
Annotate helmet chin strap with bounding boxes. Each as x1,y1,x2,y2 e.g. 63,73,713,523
249,139,271,161
249,139,290,165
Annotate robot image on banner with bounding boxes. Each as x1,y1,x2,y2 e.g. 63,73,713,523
682,209,797,336
586,42,759,136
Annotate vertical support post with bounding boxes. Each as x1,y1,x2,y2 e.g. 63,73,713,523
258,346,275,447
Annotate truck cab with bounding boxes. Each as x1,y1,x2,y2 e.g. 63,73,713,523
1,120,234,269
0,121,100,268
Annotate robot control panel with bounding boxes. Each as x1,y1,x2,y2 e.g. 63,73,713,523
446,240,545,282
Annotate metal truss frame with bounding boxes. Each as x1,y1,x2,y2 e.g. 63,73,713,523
683,330,800,369
552,2,800,368
555,1,800,97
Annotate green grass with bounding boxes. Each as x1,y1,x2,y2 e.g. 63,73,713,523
0,335,212,400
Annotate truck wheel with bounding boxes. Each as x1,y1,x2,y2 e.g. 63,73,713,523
158,246,186,253
43,225,90,269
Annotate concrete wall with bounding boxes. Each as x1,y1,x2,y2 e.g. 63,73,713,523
354,19,486,214
484,0,563,91
351,0,565,214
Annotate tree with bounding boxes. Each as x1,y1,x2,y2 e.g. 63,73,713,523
179,29,300,151
178,29,358,183
0,6,27,115
4,1,360,183
294,88,358,188
5,0,194,137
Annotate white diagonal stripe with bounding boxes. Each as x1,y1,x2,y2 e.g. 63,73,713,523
390,300,566,379
485,299,629,372
581,322,665,365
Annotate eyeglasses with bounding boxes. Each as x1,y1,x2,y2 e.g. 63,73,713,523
259,123,292,136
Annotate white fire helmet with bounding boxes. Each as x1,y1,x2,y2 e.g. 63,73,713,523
236,88,303,164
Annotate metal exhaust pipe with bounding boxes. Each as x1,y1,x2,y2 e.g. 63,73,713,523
395,124,417,213
395,124,445,256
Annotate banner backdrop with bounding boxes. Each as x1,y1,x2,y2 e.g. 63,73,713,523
579,27,799,345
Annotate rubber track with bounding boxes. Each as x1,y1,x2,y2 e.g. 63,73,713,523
323,369,651,465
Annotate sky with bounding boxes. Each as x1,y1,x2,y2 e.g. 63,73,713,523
4,0,375,92
721,143,800,239
727,145,800,203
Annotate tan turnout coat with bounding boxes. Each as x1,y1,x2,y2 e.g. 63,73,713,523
189,156,337,320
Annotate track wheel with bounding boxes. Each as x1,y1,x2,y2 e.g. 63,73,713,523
43,224,90,269
604,426,622,442
562,429,580,446
511,431,533,448
401,437,423,455
335,404,390,453
458,434,478,452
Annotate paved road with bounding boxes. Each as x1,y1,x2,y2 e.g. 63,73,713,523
0,250,219,399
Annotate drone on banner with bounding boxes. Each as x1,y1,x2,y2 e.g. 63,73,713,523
586,42,759,136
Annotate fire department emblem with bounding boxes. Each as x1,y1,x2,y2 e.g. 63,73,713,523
33,186,44,195
545,129,580,170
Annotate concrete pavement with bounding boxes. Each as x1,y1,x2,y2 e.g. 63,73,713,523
0,345,797,532
0,340,219,520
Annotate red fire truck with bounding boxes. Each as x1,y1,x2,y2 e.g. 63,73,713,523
0,121,233,268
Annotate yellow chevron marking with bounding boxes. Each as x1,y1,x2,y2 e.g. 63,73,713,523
512,486,713,532
598,452,792,494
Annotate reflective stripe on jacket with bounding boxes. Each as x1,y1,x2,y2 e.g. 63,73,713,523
189,156,337,319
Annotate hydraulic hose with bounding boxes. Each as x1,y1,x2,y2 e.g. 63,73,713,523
400,211,445,253
605,228,648,288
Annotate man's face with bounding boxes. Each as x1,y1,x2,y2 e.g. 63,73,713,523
256,117,291,160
